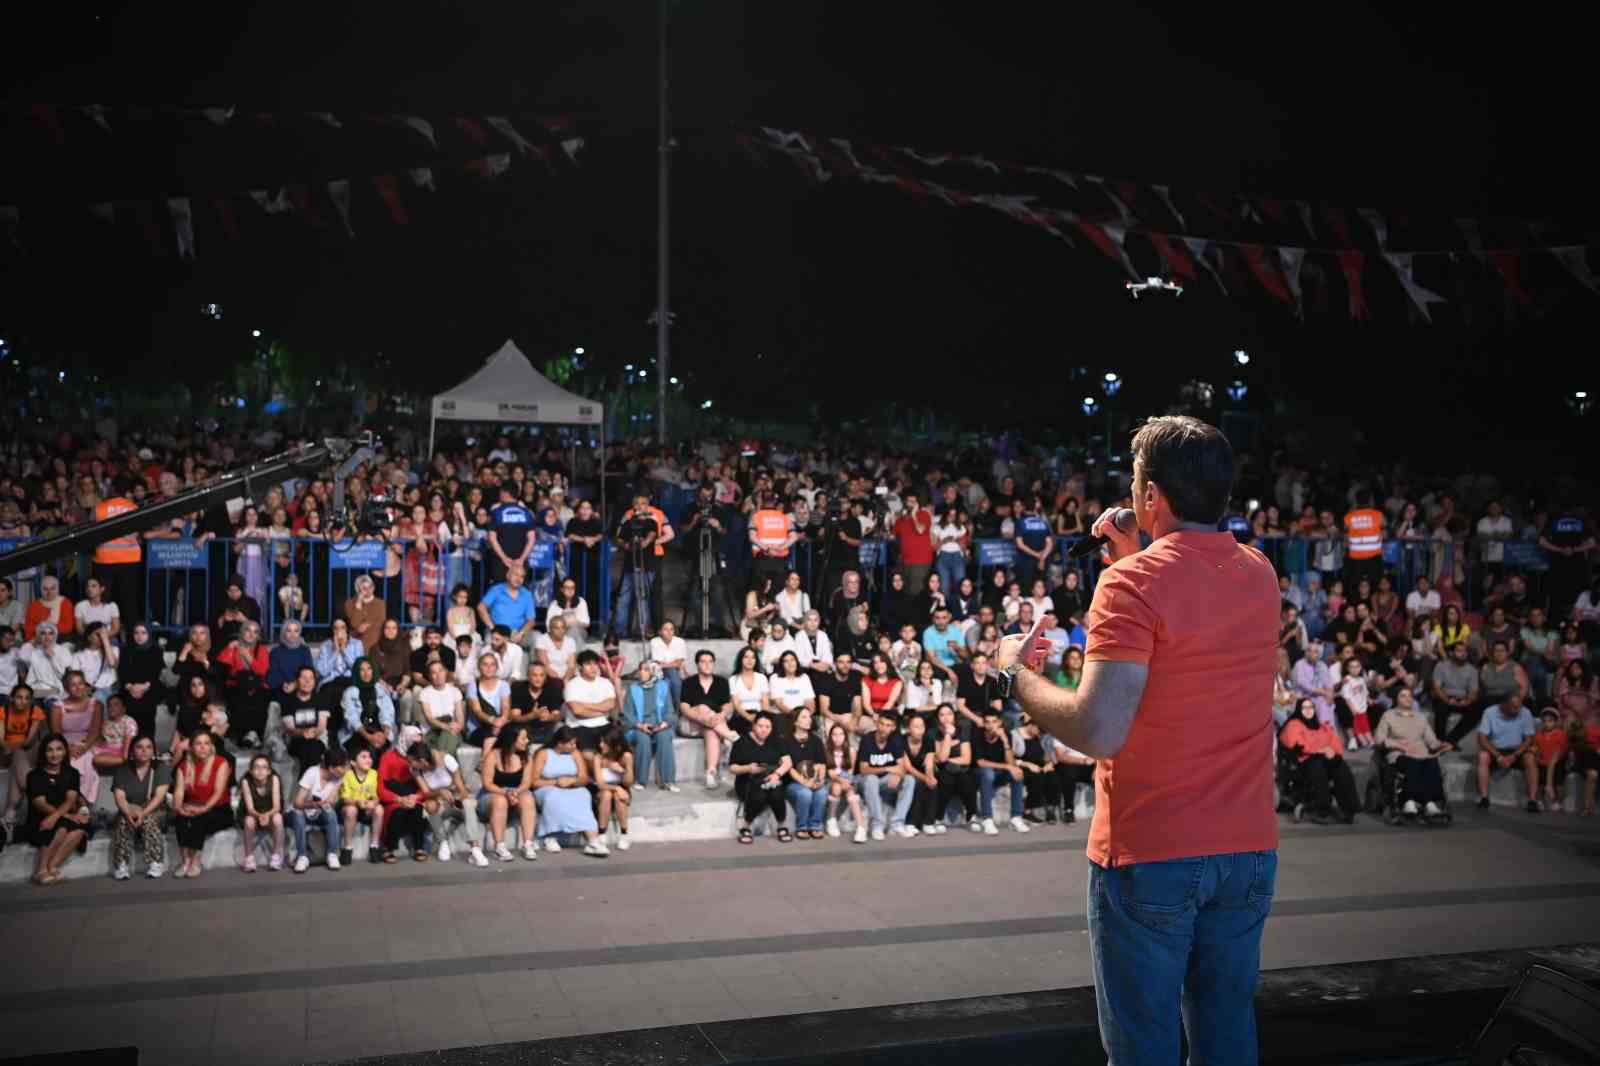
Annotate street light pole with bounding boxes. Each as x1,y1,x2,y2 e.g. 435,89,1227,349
655,0,671,445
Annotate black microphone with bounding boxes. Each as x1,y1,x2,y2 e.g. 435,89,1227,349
1067,507,1138,559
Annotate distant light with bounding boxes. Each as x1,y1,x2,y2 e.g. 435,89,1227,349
624,363,634,371
669,376,679,385
1233,349,1250,366
58,371,66,382
315,379,322,387
1102,372,1122,397
1577,391,1589,400
638,369,647,379
574,347,585,355
235,397,247,409
1081,396,1099,417
251,329,261,338
1227,380,1249,402
701,399,713,410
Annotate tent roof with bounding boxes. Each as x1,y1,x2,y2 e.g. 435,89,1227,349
430,339,603,426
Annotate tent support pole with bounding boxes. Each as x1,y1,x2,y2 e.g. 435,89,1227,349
427,413,436,462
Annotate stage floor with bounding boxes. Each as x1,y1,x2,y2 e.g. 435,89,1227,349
5,807,1600,1065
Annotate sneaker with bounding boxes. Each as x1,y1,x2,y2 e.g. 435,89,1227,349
853,825,868,844
1477,797,1491,811
1024,811,1046,824
631,782,645,792
583,841,610,857
932,823,948,834
243,730,261,749
293,855,310,873
663,783,681,793
970,818,984,833
617,833,631,851
522,841,539,860
268,853,283,871
1346,736,1358,751
705,771,719,789
1402,799,1420,816
1045,808,1058,825
870,828,886,841
495,842,514,862
544,837,562,853
112,863,131,881
339,848,353,866
826,818,841,838
893,825,918,838
982,818,1000,836
437,842,452,863
1010,816,1032,834
327,854,341,871
1424,801,1444,817
242,856,257,873
469,846,489,867
367,846,381,864
146,862,165,879
1526,799,1541,814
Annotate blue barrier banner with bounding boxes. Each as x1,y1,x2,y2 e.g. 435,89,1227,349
1503,541,1549,572
327,541,388,569
975,539,1016,568
529,539,557,571
858,539,889,569
146,539,207,570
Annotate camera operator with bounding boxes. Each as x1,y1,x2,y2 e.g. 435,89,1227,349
821,496,869,603
681,484,735,638
612,492,661,641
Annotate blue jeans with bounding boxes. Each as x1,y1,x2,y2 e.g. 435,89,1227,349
288,807,341,859
629,727,677,787
935,553,967,603
1088,851,1277,1066
976,766,1025,820
861,773,916,831
614,570,654,636
786,781,828,832
661,666,683,709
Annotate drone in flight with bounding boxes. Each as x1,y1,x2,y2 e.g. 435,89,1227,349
1125,276,1183,299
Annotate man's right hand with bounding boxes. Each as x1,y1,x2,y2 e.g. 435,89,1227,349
1091,508,1141,563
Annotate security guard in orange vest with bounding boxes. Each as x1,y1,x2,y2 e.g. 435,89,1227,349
94,491,143,629
748,496,797,593
1342,491,1385,590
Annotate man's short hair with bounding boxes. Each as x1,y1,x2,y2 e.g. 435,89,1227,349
0,578,10,592
695,649,716,664
1492,639,1509,650
1129,415,1236,525
576,649,601,667
491,624,511,638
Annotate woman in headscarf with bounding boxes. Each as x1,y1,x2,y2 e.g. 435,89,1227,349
118,621,168,739
266,620,314,698
339,656,396,757
877,571,914,637
1279,697,1360,824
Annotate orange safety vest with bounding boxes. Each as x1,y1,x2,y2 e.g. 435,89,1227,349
94,497,141,564
647,506,668,557
1344,508,1384,560
750,509,790,555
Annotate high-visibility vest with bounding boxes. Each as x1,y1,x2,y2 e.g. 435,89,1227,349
1344,508,1384,560
751,509,790,554
94,497,141,564
647,506,668,557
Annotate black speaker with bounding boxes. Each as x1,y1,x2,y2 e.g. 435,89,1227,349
1470,963,1600,1066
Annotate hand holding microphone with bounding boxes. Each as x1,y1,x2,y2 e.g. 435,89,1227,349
1068,507,1140,562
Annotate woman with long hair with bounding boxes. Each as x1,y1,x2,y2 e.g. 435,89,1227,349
110,734,170,880
728,646,771,735
591,726,635,851
531,726,606,857
933,703,978,830
784,707,829,839
1555,659,1600,724
24,733,92,884
49,669,103,806
339,656,396,757
1433,604,1471,653
860,653,902,724
172,730,233,878
822,722,868,842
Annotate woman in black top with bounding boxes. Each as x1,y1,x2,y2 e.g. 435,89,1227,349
25,733,92,885
950,578,981,626
878,571,914,637
729,713,792,844
564,499,606,609
982,567,1010,614
171,673,216,763
900,714,941,833
1016,715,1063,824
119,621,168,739
933,704,978,829
784,708,828,839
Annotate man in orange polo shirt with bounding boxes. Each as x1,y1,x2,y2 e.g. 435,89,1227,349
999,415,1280,1066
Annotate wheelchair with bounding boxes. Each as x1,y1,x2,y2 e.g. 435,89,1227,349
1364,744,1452,828
1274,742,1310,821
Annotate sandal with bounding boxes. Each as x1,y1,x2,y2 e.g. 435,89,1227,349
738,828,754,845
382,852,399,864
414,851,429,862
776,828,793,843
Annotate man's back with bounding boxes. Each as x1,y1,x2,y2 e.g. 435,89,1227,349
1085,530,1280,866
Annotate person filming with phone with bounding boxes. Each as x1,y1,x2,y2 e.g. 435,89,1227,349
996,416,1280,1066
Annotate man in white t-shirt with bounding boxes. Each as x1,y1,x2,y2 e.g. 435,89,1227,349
486,626,526,684
648,619,688,709
289,752,347,872
564,650,617,752
1476,501,1514,588
1405,576,1441,620
534,616,579,682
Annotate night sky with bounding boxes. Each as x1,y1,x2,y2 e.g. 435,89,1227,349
2,2,1595,465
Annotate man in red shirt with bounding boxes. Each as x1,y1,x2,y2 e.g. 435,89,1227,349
1000,416,1280,1066
891,492,935,596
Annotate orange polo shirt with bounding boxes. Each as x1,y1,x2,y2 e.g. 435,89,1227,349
1084,530,1281,866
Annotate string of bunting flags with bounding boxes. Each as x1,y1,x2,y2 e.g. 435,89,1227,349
742,125,1600,324
1,105,586,259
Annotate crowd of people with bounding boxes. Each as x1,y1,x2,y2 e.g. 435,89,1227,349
2,416,1599,883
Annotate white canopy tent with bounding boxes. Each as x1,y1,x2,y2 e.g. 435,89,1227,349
429,339,606,510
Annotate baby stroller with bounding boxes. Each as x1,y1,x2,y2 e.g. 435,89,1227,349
1365,745,1452,827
